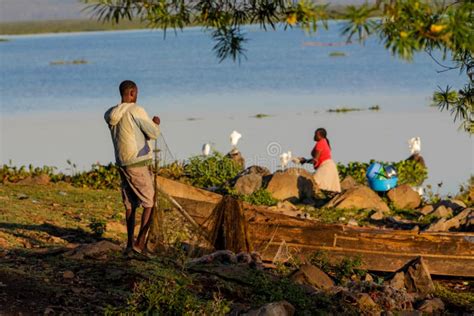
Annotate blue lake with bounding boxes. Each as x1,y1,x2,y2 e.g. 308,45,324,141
0,22,472,194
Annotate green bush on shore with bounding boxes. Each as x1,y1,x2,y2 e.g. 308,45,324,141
0,158,428,194
337,160,428,187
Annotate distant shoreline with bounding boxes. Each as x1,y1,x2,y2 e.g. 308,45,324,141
0,5,381,36
0,19,150,36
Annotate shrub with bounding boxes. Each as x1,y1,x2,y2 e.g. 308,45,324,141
106,277,230,315
0,163,62,183
184,152,242,189
337,160,427,187
308,251,366,284
70,163,121,189
240,189,278,206
88,217,107,237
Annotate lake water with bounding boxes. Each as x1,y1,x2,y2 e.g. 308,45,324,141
0,22,472,194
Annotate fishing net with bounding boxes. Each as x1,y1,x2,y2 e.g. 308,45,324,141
206,196,252,253
147,133,178,251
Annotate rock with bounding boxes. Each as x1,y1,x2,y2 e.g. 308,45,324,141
386,257,434,296
431,205,453,219
371,211,385,221
357,293,379,312
387,184,421,210
389,272,406,290
226,150,245,169
265,168,318,202
241,165,272,177
347,219,359,226
244,301,295,316
416,298,445,313
290,264,334,290
464,212,474,231
236,252,253,264
63,270,75,279
435,199,466,212
425,208,472,232
64,241,121,260
276,201,297,211
189,250,241,265
340,176,359,192
364,273,374,283
234,174,263,195
326,186,390,213
449,199,467,209
418,205,434,216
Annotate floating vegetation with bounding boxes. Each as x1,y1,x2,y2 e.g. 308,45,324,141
253,113,272,119
368,105,381,111
329,51,347,57
0,38,10,42
50,59,89,66
327,107,362,113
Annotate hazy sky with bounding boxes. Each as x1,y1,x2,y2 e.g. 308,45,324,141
0,0,372,22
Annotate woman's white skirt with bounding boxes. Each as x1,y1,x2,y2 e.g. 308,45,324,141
313,159,341,193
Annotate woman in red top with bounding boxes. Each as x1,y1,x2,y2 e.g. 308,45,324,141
299,128,341,193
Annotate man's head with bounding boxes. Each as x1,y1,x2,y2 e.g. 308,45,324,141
119,80,138,103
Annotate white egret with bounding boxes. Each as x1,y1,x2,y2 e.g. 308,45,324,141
230,130,242,149
408,137,421,155
202,143,211,156
279,151,292,169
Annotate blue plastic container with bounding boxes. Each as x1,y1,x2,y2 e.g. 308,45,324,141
366,162,399,192
366,162,383,180
368,177,398,192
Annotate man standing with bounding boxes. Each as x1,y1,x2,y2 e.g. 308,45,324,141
104,80,161,254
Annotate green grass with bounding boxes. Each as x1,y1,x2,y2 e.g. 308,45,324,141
0,183,125,247
327,107,363,113
329,51,347,57
368,105,381,111
253,113,272,119
0,19,149,35
50,59,89,66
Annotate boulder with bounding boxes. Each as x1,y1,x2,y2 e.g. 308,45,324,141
244,301,295,316
435,199,466,213
370,210,385,221
340,176,359,192
357,293,379,312
416,298,445,313
425,208,472,232
290,264,334,290
463,212,474,231
418,205,434,216
387,184,421,210
64,241,122,260
276,201,297,211
430,205,452,219
386,257,434,296
243,165,272,177
265,168,318,202
326,186,390,213
234,174,262,195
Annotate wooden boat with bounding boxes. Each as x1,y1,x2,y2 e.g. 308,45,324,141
156,176,474,278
